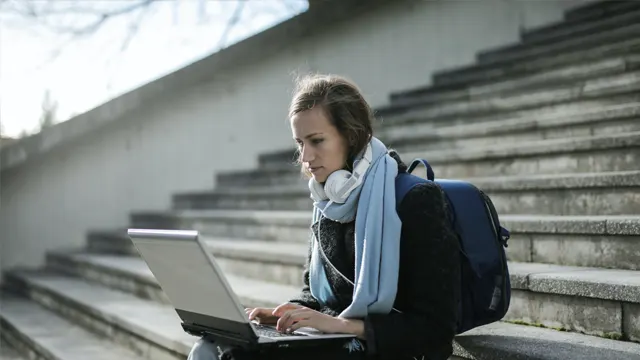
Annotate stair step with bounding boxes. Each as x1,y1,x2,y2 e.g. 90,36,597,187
5,265,639,360
454,321,640,360
0,294,144,360
381,102,640,152
0,339,26,360
198,237,640,341
399,131,640,178
260,96,640,169
126,210,311,245
177,170,640,216
380,69,640,123
432,36,640,88
522,2,640,46
389,54,640,107
505,214,640,271
45,251,300,308
564,0,640,22
120,211,640,270
247,101,640,184
479,22,640,67
4,270,199,360
476,13,640,65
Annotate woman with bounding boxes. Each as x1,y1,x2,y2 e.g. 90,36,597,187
188,74,460,360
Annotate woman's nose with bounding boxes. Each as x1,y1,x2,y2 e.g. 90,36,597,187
301,145,315,163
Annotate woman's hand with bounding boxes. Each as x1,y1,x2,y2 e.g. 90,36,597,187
245,303,305,325
245,307,279,325
273,305,365,338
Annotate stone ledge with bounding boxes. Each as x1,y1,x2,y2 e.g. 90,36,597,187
126,211,640,236
478,14,640,65
6,265,640,360
34,252,640,345
238,99,640,175
433,37,640,88
254,126,640,178
479,22,640,66
0,295,145,360
502,215,640,235
0,338,26,360
524,2,640,45
385,69,640,130
454,322,640,360
204,237,640,305
404,130,640,163
388,55,640,108
381,100,640,144
46,252,299,308
383,66,640,122
5,270,200,358
564,0,640,22
173,171,640,215
185,170,640,199
509,262,640,303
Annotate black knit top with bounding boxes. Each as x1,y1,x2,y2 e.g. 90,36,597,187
288,152,461,360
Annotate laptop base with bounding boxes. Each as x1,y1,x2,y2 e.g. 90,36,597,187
182,322,356,351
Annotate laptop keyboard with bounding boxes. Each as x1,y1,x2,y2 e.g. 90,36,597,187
254,324,306,338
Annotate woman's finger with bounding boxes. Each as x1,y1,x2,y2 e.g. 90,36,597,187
273,303,302,317
288,319,311,332
248,307,270,320
277,309,311,331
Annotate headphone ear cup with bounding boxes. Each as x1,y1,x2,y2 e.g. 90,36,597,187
323,169,352,204
308,178,327,202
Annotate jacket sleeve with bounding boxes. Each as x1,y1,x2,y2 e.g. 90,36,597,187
287,238,340,317
363,182,460,359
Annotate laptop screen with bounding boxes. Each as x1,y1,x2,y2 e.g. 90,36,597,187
131,234,248,324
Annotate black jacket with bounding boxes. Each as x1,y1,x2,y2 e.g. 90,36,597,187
288,154,461,360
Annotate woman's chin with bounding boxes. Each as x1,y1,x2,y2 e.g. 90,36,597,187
311,173,327,183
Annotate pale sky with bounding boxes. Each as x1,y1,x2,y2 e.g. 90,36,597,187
0,0,308,138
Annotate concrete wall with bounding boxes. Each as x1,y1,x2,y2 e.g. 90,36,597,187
0,0,589,271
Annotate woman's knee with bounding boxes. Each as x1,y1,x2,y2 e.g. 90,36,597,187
187,338,219,360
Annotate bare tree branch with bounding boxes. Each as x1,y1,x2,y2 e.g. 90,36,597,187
119,2,153,53
216,1,246,50
1,0,305,72
2,0,156,36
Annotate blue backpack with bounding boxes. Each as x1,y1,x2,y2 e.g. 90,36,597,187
394,158,511,334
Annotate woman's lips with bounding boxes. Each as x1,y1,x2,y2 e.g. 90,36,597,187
309,167,322,174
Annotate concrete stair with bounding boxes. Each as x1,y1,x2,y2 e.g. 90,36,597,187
231,131,640,189
562,0,640,23
3,2,640,359
431,30,640,89
256,96,640,171
179,170,640,216
0,339,25,360
386,54,640,110
522,2,640,45
0,294,145,360
476,20,640,66
388,54,640,108
3,254,639,360
122,210,640,271
48,233,640,343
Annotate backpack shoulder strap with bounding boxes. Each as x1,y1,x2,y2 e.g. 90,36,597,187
395,172,428,206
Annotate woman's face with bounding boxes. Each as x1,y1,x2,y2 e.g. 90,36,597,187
291,107,349,183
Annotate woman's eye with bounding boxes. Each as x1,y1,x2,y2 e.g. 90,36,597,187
312,138,324,145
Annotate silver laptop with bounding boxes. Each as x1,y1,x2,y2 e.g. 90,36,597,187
127,228,356,350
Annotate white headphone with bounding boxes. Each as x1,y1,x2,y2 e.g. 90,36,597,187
308,143,373,204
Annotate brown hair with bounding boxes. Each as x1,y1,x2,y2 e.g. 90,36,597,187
289,73,374,178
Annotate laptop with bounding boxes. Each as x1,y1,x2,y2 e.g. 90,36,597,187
127,228,356,350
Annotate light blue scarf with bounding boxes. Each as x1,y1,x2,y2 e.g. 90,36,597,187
309,136,402,322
